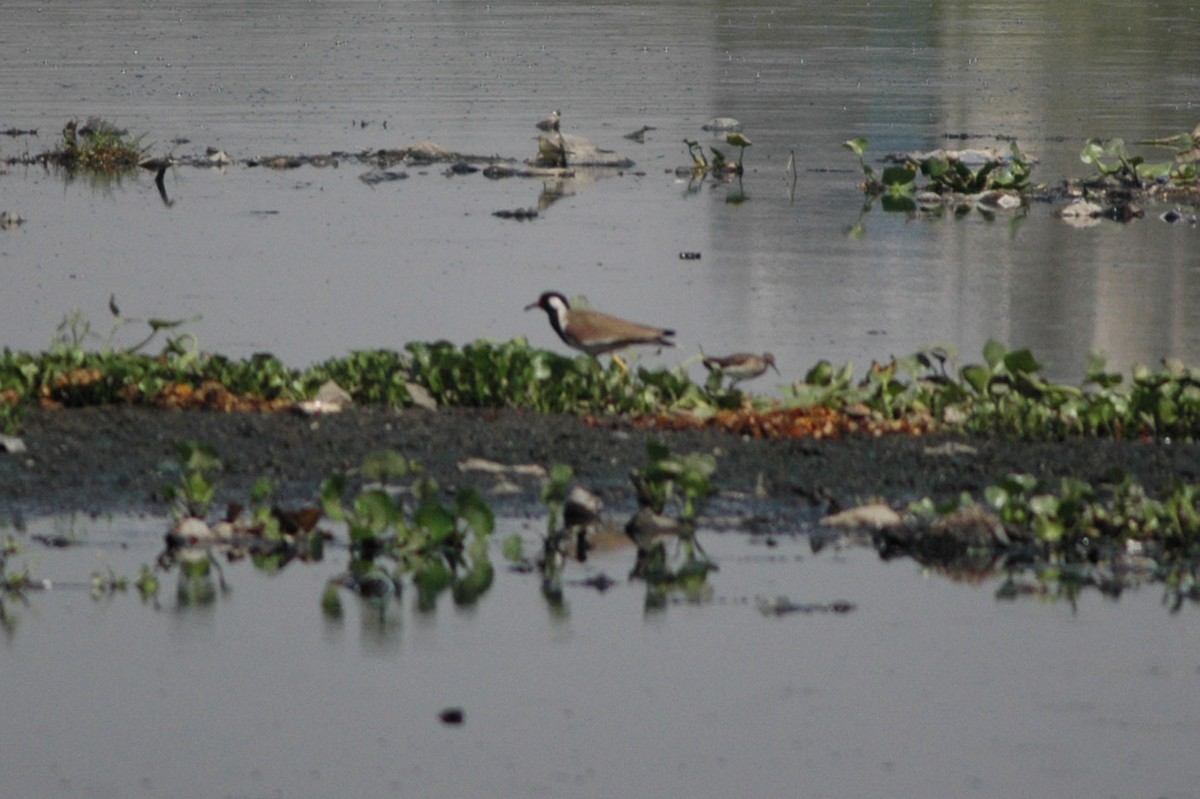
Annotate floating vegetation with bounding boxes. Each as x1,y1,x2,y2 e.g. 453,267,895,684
320,451,495,612
44,117,146,175
0,536,38,632
11,306,1200,446
819,469,1200,610
849,125,1200,220
846,137,1030,213
1080,131,1200,192
625,442,718,606
509,442,718,611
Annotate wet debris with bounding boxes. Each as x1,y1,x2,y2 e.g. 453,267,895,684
1161,207,1198,224
701,117,743,133
31,534,73,548
443,161,478,176
161,503,329,571
457,457,547,495
531,132,634,169
820,504,903,530
295,380,353,416
0,434,26,454
756,596,856,617
405,381,437,410
251,155,305,169
206,147,233,167
482,163,572,179
0,211,25,229
457,457,548,479
1057,198,1144,227
1,127,37,137
623,125,656,143
564,485,604,529
492,207,538,221
923,441,978,457
438,707,465,726
359,166,408,185
625,404,937,440
678,251,701,260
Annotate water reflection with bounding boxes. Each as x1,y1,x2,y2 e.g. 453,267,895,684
2,0,1199,384
4,514,1200,798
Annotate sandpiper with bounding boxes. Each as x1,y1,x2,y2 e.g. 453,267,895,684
702,351,779,387
534,109,561,133
524,291,675,366
534,110,567,167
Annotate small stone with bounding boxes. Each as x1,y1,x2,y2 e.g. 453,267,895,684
701,117,743,133
0,434,26,454
821,504,903,530
438,707,464,726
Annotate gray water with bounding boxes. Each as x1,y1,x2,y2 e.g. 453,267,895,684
2,0,1199,383
3,2,1200,797
3,515,1199,799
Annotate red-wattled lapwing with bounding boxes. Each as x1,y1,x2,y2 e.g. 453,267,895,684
702,351,779,388
524,291,675,370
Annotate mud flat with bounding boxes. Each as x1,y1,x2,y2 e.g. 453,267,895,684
3,405,1194,528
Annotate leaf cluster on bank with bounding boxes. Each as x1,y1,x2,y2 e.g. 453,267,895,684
7,310,1200,442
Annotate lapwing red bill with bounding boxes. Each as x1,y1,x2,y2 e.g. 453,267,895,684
524,291,676,357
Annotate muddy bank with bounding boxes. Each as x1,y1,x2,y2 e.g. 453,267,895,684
2,406,1195,528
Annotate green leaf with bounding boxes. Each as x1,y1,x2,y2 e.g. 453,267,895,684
414,499,457,543
881,165,916,189
456,487,495,536
542,463,574,505
452,560,494,605
320,475,347,521
501,534,525,563
1003,348,1041,376
362,450,411,482
805,360,834,386
982,339,1007,370
1034,516,1064,543
923,156,950,179
354,490,402,535
961,364,990,394
843,138,868,158
251,477,274,505
321,582,343,618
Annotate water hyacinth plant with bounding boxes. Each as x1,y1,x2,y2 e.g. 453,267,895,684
320,451,495,612
626,442,718,601
12,308,1200,443
845,137,1031,212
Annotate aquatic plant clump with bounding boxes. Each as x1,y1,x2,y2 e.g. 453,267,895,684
878,472,1200,609
45,117,145,174
320,451,495,611
9,309,1200,443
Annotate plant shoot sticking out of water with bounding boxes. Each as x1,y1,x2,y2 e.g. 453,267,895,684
626,442,718,595
162,440,222,519
321,451,495,611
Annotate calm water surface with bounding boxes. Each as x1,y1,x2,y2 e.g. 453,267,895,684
2,0,1199,381
3,2,1200,797
2,516,1198,799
